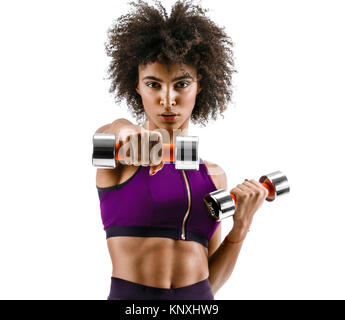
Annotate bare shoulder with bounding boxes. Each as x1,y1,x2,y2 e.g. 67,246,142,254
96,162,141,188
96,168,119,188
203,160,228,190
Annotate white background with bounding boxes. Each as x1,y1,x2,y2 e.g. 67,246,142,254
0,0,344,300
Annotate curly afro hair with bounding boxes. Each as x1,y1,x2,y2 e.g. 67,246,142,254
105,0,236,127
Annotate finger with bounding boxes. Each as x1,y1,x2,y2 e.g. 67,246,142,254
141,129,150,166
245,179,269,197
150,131,162,154
149,133,163,166
245,179,263,188
230,187,247,198
150,161,165,176
236,183,252,193
118,128,134,142
120,137,132,165
130,133,139,166
237,183,259,198
243,181,262,193
229,188,247,211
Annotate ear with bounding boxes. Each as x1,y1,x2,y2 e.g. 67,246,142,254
136,86,141,96
197,85,202,95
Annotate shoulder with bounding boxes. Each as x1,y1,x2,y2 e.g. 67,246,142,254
96,162,139,188
202,160,228,190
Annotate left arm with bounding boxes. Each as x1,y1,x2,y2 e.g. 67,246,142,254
204,161,256,296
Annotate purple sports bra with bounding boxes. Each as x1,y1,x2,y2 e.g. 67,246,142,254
96,158,220,248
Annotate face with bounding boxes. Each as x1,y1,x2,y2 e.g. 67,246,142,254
136,61,202,139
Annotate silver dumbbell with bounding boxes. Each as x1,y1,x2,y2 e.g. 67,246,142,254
203,171,290,221
92,133,200,170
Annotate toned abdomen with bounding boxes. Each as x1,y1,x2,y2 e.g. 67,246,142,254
107,236,209,289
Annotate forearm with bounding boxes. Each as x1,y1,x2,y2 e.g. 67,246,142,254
208,226,249,296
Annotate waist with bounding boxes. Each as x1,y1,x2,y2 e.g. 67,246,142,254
107,236,209,288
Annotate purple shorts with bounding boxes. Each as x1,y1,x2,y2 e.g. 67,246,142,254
107,276,214,300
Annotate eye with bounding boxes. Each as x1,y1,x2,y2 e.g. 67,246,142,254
175,81,190,88
146,82,160,88
145,81,190,89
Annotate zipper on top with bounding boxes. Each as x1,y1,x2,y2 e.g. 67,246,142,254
181,169,192,240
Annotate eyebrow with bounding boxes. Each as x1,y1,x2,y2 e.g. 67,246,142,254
142,75,194,82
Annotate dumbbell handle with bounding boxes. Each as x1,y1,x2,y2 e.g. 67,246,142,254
114,142,176,162
230,180,276,204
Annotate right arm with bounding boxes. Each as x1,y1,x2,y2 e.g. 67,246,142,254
94,118,164,187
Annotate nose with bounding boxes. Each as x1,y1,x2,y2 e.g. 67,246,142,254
160,99,176,108
160,88,177,108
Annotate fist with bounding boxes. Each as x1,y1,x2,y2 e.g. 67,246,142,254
229,179,269,229
117,126,163,167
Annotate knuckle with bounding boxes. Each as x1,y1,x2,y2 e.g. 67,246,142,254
150,132,160,142
122,134,130,143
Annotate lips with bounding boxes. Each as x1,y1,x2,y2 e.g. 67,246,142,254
160,113,178,122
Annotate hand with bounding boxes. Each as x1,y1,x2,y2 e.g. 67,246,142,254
229,179,269,232
104,119,164,175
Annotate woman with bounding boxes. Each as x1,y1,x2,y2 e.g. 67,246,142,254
95,0,268,300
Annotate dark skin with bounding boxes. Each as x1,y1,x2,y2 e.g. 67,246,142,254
96,61,267,293
135,61,202,174
135,62,202,135
97,160,225,289
97,62,224,289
